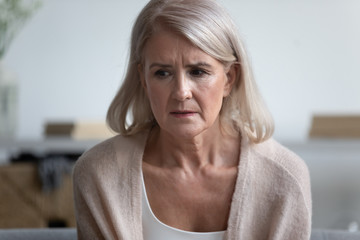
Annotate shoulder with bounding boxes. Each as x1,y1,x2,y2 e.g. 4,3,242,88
251,138,309,185
73,132,148,184
247,138,311,210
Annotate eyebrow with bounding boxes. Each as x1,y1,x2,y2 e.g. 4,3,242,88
149,63,172,69
185,62,212,68
149,62,212,69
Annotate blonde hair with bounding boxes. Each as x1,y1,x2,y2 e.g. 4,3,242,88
107,0,274,143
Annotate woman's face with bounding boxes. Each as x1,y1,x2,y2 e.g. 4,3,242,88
139,29,235,139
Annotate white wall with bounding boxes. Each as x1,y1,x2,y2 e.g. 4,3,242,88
4,0,360,141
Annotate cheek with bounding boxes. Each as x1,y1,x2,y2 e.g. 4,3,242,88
203,78,227,114
202,76,227,102
146,84,168,112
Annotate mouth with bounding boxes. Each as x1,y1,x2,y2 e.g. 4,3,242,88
170,110,197,118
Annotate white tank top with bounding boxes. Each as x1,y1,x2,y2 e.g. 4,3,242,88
141,172,226,240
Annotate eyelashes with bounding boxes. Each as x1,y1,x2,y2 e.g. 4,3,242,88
189,69,209,77
153,68,210,80
154,70,170,79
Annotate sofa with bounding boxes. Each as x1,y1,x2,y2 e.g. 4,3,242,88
0,228,360,240
0,228,77,240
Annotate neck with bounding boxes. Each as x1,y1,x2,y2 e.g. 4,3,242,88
145,121,240,172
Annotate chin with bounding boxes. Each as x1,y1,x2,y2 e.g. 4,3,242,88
163,125,209,139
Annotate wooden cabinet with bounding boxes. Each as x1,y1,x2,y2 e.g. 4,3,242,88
0,138,101,228
0,163,76,228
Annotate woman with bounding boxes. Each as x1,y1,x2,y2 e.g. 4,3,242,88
73,0,312,239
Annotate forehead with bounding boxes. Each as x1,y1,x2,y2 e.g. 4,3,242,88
142,29,217,65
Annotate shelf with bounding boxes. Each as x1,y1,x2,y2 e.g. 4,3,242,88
0,138,104,165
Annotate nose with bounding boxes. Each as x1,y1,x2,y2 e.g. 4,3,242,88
171,73,192,101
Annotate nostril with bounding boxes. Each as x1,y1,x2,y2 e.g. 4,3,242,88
171,76,192,101
172,88,192,101
172,90,192,101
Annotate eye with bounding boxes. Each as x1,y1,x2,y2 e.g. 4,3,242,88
189,69,208,77
154,70,171,79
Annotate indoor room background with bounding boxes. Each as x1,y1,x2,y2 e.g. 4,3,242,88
1,0,360,232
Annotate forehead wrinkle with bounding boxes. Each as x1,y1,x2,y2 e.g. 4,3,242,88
144,29,216,68
185,62,212,68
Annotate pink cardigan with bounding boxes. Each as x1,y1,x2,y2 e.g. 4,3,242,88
73,131,311,240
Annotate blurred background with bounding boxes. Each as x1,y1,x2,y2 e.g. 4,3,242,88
0,0,360,232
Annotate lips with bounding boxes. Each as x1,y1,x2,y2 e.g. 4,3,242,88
170,110,197,118
170,111,195,114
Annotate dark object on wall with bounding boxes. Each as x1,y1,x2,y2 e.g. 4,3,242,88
38,157,73,192
11,152,80,163
10,153,79,192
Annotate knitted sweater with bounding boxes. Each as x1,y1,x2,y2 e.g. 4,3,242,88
73,131,312,240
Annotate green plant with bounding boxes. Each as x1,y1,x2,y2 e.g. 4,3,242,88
0,0,42,58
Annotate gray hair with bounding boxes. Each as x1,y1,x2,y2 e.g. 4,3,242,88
107,0,274,143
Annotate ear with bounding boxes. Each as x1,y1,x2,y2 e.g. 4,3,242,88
138,64,146,90
224,63,238,97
